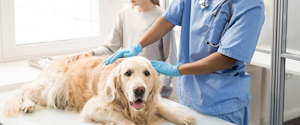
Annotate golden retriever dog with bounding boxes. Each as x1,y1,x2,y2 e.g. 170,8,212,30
2,55,196,125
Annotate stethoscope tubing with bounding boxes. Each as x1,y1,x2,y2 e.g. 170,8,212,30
203,0,233,47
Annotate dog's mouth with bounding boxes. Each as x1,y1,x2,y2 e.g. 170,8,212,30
129,99,144,110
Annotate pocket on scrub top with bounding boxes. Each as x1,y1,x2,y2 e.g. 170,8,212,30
202,73,241,105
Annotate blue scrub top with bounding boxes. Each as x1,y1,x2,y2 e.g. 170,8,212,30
163,0,265,115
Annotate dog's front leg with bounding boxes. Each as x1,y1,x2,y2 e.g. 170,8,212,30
157,103,197,125
101,109,136,125
81,96,136,125
83,106,136,125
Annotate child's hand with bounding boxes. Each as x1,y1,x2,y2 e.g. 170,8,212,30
104,43,142,65
68,51,94,63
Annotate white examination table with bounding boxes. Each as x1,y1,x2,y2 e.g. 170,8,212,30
0,90,235,125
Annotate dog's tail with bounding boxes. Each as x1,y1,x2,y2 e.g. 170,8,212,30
2,89,25,118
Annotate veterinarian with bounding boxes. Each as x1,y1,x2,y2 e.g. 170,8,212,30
105,0,265,124
68,0,177,99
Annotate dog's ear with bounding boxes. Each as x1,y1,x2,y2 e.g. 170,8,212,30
104,66,120,102
151,70,162,102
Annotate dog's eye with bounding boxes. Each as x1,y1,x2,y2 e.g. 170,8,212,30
144,71,150,76
125,71,131,76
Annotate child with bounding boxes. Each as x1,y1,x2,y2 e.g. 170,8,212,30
68,0,177,98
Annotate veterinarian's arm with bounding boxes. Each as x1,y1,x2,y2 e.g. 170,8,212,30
137,16,175,48
178,52,236,75
151,52,236,76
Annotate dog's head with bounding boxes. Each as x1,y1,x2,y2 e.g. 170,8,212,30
104,56,161,111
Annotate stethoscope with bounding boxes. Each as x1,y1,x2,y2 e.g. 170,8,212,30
199,0,233,47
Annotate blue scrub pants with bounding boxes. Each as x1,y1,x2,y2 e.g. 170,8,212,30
214,105,249,125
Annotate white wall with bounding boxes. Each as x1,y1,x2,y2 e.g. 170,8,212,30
257,0,273,48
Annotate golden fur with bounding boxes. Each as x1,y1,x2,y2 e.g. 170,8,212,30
2,55,196,125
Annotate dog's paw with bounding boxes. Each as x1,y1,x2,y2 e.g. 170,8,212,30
119,123,136,125
21,102,38,113
118,121,136,125
179,116,197,125
97,121,116,125
97,122,103,125
103,121,116,125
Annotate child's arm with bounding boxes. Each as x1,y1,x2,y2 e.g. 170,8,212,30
69,13,123,63
69,14,123,63
105,16,175,65
92,13,123,56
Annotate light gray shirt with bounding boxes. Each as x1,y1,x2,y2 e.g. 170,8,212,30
91,6,177,96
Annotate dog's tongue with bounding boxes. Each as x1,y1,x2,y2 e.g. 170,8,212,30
133,100,144,110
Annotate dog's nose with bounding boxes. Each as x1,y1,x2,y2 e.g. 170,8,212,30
134,86,145,95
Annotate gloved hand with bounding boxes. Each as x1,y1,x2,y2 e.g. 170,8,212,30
150,60,182,77
104,43,142,65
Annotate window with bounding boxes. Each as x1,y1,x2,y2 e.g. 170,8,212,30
0,0,123,62
14,0,100,45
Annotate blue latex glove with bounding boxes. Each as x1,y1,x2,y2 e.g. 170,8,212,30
104,43,142,65
150,60,182,77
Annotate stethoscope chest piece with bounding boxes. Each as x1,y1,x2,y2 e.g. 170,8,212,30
199,0,209,9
